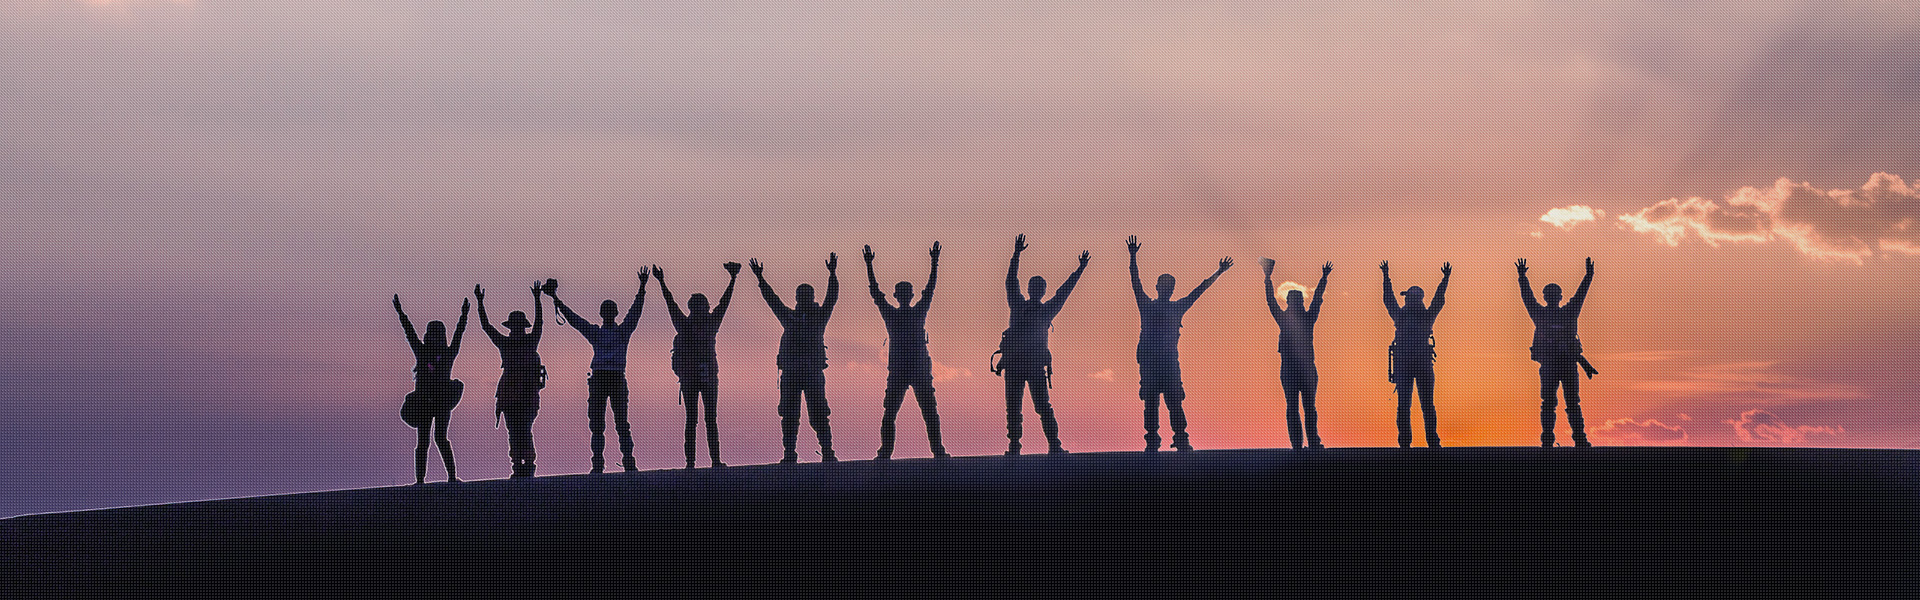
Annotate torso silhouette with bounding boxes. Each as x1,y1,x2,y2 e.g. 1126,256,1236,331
776,304,832,371
672,314,722,369
492,333,541,375
1389,303,1440,347
562,314,639,371
413,345,457,380
1527,303,1582,352
1272,307,1320,361
1136,299,1195,360
879,303,931,370
1006,298,1063,361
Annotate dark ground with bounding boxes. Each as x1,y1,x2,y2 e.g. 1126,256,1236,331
5,447,1918,593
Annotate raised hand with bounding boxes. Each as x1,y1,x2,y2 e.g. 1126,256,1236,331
1379,260,1389,274
1079,250,1091,266
724,261,742,276
929,241,941,261
1014,234,1028,253
474,285,485,301
1441,262,1452,277
1260,257,1275,275
1323,261,1333,275
1586,257,1594,274
1516,258,1528,275
651,265,665,281
639,270,649,284
531,284,542,297
827,252,839,272
749,258,765,276
461,298,471,313
863,245,875,263
393,294,404,311
1218,257,1234,271
1126,235,1141,254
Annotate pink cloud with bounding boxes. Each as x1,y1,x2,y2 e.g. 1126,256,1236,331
1725,409,1844,446
1590,418,1688,445
1615,173,1920,263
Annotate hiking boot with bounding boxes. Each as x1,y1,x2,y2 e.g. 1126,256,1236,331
780,456,798,465
1171,443,1192,452
711,461,727,468
1049,446,1069,455
822,451,838,463
933,452,951,459
1144,445,1160,453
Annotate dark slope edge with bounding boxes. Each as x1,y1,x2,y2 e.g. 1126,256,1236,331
5,447,1918,590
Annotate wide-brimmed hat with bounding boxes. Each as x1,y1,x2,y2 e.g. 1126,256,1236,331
503,311,531,328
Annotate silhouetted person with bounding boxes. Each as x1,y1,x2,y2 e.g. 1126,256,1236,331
865,243,948,460
751,254,840,464
547,272,648,473
1519,257,1597,448
1128,236,1231,452
477,284,545,477
1382,261,1449,448
1264,259,1330,450
997,235,1087,455
654,263,740,469
394,294,469,484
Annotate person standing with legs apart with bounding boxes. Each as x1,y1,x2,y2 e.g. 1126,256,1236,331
997,234,1088,456
866,243,948,460
1264,259,1330,450
477,283,545,477
1519,257,1597,448
394,294,468,484
1382,261,1449,448
654,263,739,469
751,254,840,464
547,272,648,473
1128,236,1231,452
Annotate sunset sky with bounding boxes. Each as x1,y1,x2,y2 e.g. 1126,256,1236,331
4,0,1916,517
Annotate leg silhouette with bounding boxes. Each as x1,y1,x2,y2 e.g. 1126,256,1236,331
914,385,946,457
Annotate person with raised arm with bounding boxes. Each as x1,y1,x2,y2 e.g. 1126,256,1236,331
1264,259,1331,450
1519,257,1597,448
1382,261,1449,448
865,243,948,460
477,283,546,477
997,234,1088,456
394,294,469,484
1128,235,1231,452
654,262,740,469
546,271,648,473
751,253,841,464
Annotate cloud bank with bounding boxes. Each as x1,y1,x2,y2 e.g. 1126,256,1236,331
1590,418,1688,445
1616,174,1920,263
1726,409,1844,445
1540,205,1606,230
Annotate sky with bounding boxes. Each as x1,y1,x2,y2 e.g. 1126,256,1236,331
3,0,1916,517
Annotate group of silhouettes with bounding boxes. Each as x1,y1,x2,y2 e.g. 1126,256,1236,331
392,235,1596,485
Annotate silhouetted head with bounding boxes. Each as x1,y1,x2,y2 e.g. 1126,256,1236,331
894,281,915,304
795,284,816,308
1287,290,1306,310
424,321,448,348
600,300,619,323
503,311,530,333
1028,276,1048,300
1400,286,1426,309
1156,274,1176,300
1543,283,1563,307
688,294,711,315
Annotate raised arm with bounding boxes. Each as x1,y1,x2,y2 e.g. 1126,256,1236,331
653,265,687,327
711,262,741,321
823,252,840,315
751,258,791,321
620,271,648,332
1517,258,1539,309
916,242,939,309
1179,257,1232,305
450,298,470,354
1128,236,1148,306
1262,258,1282,317
1568,257,1594,314
529,284,544,341
394,295,423,351
552,295,592,336
864,245,890,308
1308,262,1330,318
1007,234,1027,304
1047,250,1090,308
475,285,506,344
1380,261,1397,310
1429,263,1452,313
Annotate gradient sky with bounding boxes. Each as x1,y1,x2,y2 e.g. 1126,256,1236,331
4,0,1916,517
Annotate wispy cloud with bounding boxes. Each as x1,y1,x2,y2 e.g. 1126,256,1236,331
1726,409,1844,445
1590,418,1688,445
1088,369,1116,382
1615,174,1920,263
1540,205,1606,230
1628,360,1865,402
